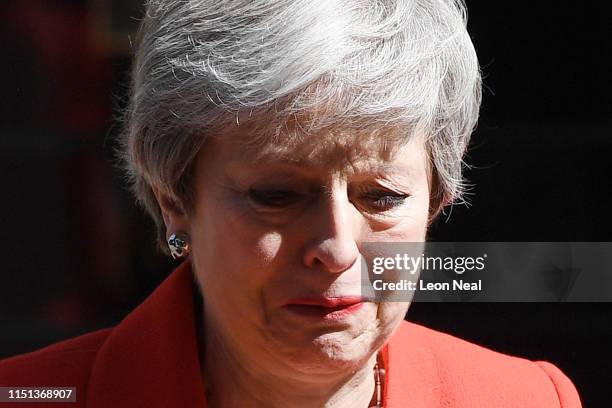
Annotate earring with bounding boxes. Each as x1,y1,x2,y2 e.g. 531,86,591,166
168,233,190,260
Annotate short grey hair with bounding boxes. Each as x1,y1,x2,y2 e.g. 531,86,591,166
121,0,482,253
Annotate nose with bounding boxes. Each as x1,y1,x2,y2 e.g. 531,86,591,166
302,185,361,274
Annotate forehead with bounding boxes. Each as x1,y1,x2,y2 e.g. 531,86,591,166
207,116,426,175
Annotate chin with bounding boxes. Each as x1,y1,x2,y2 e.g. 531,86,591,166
275,327,381,374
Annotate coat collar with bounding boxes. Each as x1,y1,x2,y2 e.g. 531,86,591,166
86,261,419,407
87,261,208,407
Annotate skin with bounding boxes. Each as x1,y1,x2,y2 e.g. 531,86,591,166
157,125,431,407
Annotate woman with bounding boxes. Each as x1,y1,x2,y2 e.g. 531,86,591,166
0,0,581,406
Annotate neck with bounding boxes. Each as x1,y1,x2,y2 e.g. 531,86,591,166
200,317,379,408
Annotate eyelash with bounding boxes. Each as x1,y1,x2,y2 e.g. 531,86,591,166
247,188,409,211
360,191,410,211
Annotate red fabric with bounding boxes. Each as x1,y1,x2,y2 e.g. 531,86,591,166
0,262,581,407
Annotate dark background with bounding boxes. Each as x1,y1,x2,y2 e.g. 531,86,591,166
0,1,610,406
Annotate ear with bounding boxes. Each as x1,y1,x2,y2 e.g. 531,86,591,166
152,186,190,238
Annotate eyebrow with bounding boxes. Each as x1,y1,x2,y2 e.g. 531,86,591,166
227,155,414,180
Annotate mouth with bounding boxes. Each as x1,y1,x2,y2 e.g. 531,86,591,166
283,296,366,320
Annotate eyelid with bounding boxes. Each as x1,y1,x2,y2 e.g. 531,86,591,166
375,177,412,194
350,181,411,197
349,184,411,214
247,183,312,196
246,187,309,211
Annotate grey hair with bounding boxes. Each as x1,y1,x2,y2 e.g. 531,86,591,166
121,0,482,253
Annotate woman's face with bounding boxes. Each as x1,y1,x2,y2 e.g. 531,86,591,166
184,127,430,375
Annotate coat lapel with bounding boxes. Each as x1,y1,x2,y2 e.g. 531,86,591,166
384,321,441,407
87,261,208,408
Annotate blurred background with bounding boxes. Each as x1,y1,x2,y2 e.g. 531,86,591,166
0,0,610,406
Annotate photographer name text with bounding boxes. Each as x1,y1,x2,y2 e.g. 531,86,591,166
373,279,482,291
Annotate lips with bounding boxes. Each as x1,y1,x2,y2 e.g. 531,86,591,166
284,296,366,320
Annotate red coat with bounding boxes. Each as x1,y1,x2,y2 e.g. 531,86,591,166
0,262,581,407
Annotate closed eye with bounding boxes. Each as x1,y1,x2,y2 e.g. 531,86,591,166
247,188,302,208
358,191,410,212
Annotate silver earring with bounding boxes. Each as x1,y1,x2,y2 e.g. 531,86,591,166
168,233,190,260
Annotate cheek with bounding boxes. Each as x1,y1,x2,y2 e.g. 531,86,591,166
190,198,284,311
252,231,284,266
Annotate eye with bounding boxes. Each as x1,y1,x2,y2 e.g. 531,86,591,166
247,188,302,208
359,190,410,212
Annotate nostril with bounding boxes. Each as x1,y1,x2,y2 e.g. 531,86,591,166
305,238,360,274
